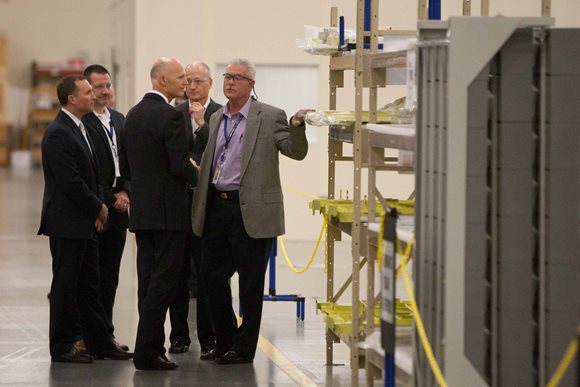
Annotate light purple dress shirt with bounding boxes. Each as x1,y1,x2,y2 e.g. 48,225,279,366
211,97,252,191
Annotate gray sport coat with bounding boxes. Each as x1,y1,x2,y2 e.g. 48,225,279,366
191,98,308,239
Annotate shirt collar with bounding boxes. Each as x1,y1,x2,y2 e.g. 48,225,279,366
93,107,111,121
148,90,169,104
61,108,82,127
224,97,252,119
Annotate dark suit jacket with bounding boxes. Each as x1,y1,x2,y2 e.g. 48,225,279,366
119,93,197,232
82,108,129,230
175,98,222,163
38,110,103,239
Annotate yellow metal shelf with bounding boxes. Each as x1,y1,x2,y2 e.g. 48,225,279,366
310,199,414,223
318,300,413,336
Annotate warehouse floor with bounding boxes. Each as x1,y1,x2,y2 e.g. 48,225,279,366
0,167,387,386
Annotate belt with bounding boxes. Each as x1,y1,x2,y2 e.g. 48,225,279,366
211,187,239,200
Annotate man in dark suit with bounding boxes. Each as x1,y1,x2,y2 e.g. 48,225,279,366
38,75,133,363
82,64,130,352
169,62,220,357
191,58,311,364
119,57,198,371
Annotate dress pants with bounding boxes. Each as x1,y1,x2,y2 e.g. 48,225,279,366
168,233,192,346
201,192,271,358
191,234,216,350
133,230,185,366
97,224,126,335
48,237,115,356
169,232,216,348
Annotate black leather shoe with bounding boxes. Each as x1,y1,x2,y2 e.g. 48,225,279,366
134,356,178,371
113,339,130,352
200,347,219,361
214,349,253,364
92,347,134,360
168,341,189,354
51,348,94,364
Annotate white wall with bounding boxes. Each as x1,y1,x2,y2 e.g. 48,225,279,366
1,0,579,240
107,0,135,114
0,0,109,87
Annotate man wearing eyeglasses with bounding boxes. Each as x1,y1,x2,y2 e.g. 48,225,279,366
169,62,221,357
82,64,130,355
191,58,312,364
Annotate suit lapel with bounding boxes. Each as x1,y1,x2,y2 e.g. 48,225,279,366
85,113,114,168
202,107,224,180
203,99,218,123
181,105,194,149
84,129,100,172
207,108,222,158
66,116,98,173
110,112,122,146
239,100,261,181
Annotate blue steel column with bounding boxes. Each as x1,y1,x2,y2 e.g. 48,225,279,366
428,0,441,20
269,238,276,296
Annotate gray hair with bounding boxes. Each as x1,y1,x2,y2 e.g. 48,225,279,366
227,58,256,80
185,62,213,80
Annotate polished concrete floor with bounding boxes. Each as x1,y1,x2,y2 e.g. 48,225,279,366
0,166,385,386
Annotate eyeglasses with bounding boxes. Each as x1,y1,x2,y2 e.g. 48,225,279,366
187,78,209,85
223,73,253,82
92,83,112,91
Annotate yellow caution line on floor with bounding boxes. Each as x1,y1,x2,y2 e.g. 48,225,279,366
235,316,317,386
257,334,318,387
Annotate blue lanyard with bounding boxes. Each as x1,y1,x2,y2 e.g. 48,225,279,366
102,120,115,141
223,114,243,149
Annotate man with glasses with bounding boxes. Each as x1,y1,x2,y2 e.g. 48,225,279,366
169,62,220,358
82,64,130,354
191,58,312,364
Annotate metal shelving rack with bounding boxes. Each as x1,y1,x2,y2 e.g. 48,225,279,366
321,2,414,385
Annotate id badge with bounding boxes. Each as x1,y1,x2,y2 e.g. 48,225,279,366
212,164,222,185
212,152,226,185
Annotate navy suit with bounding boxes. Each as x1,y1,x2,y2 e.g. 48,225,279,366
82,108,128,336
119,93,197,367
38,109,116,357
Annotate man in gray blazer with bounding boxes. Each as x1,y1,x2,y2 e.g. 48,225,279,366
191,58,311,364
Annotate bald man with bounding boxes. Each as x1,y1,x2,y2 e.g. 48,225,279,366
119,57,197,371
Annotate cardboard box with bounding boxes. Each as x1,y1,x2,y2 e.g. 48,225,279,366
0,33,6,68
0,145,9,166
0,123,7,141
0,79,6,122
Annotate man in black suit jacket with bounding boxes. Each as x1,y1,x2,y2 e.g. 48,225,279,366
169,62,221,357
119,57,198,371
82,64,130,352
38,75,132,363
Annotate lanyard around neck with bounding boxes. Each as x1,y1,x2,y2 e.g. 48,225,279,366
223,115,243,149
102,120,115,141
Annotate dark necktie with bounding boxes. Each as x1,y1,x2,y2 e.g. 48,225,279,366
79,122,92,155
108,120,115,140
